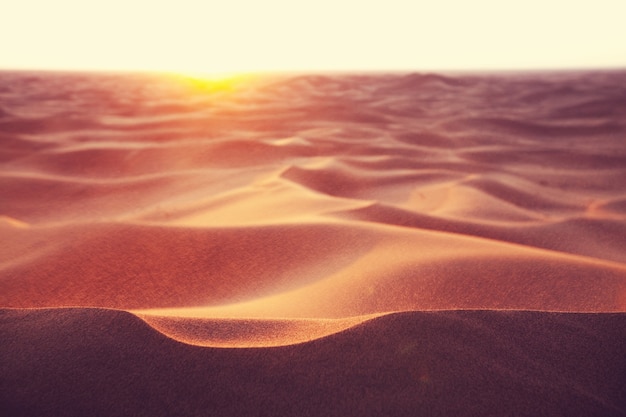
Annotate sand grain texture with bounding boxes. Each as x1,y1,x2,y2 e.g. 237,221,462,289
1,70,625,416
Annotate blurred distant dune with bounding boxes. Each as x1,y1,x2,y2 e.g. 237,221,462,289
1,70,625,416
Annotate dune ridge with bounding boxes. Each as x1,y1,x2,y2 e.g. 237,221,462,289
1,70,626,415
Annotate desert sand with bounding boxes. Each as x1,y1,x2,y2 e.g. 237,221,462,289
1,70,625,416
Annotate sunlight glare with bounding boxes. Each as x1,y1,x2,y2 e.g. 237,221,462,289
162,71,263,95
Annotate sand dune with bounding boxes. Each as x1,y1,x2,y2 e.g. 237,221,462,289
3,218,624,314
1,69,625,415
1,308,625,416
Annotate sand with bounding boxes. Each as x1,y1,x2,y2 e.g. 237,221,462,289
1,69,625,416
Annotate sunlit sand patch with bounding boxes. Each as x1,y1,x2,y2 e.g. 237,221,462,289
585,198,626,220
419,183,550,222
267,136,312,147
133,225,626,321
137,313,382,348
142,169,374,227
0,215,29,228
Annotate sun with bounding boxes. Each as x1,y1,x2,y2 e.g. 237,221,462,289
159,70,264,94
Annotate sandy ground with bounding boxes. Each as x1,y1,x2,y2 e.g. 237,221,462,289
1,70,625,416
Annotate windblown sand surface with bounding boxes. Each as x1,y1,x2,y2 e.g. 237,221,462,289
1,70,625,416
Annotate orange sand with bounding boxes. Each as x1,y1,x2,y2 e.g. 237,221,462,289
1,70,625,416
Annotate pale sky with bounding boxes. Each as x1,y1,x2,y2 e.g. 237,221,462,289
1,0,625,73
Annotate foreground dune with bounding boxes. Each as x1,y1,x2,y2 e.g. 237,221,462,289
1,308,625,416
1,69,625,415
